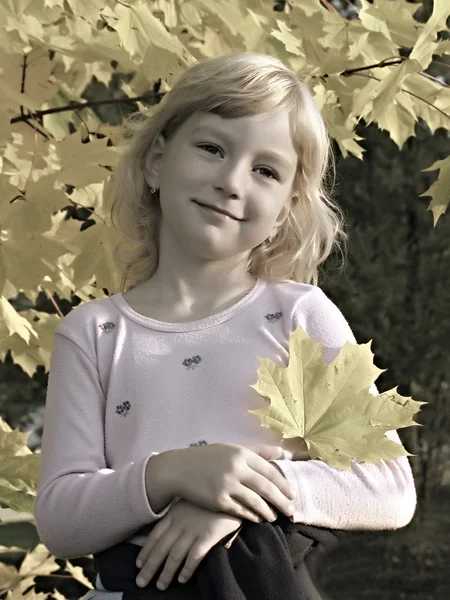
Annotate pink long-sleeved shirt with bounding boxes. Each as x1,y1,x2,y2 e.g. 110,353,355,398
34,277,417,559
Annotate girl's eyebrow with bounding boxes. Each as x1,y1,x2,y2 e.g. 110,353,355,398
194,125,294,169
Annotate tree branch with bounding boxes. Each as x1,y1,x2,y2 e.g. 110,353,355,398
339,58,404,76
21,117,50,141
320,0,340,14
9,58,447,130
338,57,449,88
20,54,26,94
10,93,160,124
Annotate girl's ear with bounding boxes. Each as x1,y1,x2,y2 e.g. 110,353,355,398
143,134,166,189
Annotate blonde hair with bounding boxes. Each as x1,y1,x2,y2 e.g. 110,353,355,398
109,51,346,293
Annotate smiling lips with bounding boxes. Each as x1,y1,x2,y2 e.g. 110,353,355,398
194,200,243,221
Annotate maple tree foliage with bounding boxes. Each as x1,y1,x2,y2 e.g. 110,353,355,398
0,1,448,597
0,0,448,376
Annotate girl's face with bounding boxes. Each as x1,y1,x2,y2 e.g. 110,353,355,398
144,109,299,262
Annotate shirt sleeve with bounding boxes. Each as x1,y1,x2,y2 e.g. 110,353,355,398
34,331,178,559
269,287,417,530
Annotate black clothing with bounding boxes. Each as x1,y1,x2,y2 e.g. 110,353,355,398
93,513,343,599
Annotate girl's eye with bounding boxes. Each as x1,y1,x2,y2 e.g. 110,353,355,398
197,143,279,180
258,167,278,180
198,143,220,155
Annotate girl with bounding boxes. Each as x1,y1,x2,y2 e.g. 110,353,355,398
34,52,417,599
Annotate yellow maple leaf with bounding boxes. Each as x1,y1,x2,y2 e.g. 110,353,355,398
248,326,425,471
420,155,450,227
0,417,40,519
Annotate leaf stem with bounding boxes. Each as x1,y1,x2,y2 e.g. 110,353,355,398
224,524,244,549
40,286,65,318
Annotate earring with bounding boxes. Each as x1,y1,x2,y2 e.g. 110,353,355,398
150,187,159,194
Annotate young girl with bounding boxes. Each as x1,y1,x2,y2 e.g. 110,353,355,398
34,52,417,599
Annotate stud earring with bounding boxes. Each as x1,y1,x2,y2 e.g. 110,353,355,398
150,187,157,193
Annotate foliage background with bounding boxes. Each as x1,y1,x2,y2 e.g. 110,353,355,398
0,0,449,599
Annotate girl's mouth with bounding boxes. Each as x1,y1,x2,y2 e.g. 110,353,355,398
193,200,241,221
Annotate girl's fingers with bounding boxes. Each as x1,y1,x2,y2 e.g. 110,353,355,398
228,497,263,523
177,539,210,584
155,537,195,590
136,518,171,568
136,528,178,587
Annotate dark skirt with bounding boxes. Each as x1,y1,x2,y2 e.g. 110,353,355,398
93,513,343,600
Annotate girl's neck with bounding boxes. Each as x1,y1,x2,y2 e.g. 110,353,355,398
123,275,258,323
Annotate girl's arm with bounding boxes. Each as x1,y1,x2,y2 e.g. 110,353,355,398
273,288,418,530
270,421,417,530
34,332,179,560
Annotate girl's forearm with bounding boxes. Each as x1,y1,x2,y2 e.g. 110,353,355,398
145,450,180,513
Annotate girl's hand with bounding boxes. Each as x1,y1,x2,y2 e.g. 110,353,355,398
135,498,243,591
169,443,296,523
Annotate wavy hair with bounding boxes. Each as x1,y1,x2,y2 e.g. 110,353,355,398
109,51,346,293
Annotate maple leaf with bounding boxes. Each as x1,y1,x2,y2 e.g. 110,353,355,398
0,417,39,520
420,155,450,226
248,326,426,471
